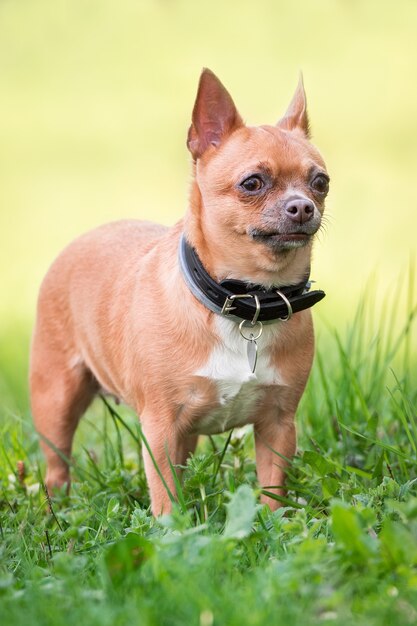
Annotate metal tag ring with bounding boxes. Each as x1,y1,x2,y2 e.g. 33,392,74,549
276,289,293,321
239,319,263,341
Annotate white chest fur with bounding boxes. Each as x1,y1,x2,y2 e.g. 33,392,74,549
193,317,284,435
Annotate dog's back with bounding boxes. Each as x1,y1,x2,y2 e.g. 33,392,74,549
30,220,167,481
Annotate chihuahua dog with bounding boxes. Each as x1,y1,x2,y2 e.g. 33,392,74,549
30,69,329,515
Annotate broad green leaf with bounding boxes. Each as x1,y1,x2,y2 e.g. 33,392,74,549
223,485,257,539
380,519,417,567
104,533,155,586
322,477,339,498
106,496,120,519
331,502,376,563
303,450,335,476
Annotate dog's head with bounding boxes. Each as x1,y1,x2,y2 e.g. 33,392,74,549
185,69,329,288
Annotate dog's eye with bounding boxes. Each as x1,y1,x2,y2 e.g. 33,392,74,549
311,174,329,194
240,176,264,193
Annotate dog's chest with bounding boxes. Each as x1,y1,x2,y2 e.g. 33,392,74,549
192,318,283,435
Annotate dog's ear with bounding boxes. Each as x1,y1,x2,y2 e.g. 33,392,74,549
187,69,243,160
277,75,310,137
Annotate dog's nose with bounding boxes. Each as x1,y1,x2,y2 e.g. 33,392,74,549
284,197,315,224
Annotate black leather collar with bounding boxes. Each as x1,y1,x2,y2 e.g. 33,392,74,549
178,235,325,323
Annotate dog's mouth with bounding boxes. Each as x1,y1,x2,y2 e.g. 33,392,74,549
249,229,312,249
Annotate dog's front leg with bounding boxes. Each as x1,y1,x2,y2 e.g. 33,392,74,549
141,421,178,516
254,415,296,510
141,420,196,516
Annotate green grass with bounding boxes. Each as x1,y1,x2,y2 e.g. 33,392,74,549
1,284,416,626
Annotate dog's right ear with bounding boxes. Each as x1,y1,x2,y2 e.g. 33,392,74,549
277,75,310,137
187,69,243,160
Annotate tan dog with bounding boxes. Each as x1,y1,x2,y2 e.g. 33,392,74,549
30,69,329,515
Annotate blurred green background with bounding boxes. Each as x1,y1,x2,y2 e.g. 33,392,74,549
0,0,416,409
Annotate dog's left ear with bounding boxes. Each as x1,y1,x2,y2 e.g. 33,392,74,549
187,68,243,160
277,75,310,138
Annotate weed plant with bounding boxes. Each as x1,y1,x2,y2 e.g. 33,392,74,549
0,283,416,626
